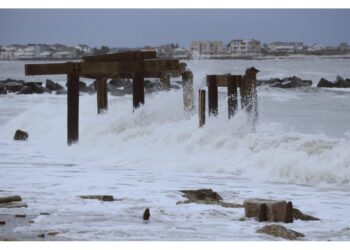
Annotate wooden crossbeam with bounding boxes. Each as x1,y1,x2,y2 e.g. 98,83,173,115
25,59,180,76
82,50,156,62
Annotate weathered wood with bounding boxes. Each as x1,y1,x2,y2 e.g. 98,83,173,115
25,59,180,76
258,203,268,222
96,78,108,114
284,201,294,223
83,50,156,62
242,67,259,130
227,75,238,119
0,195,22,203
207,75,218,117
80,195,114,201
182,70,194,112
67,64,80,145
199,89,206,127
160,72,171,91
244,198,288,222
25,62,75,75
133,70,145,110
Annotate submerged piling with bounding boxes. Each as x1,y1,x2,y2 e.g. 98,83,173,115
67,63,80,145
207,75,218,117
96,78,108,114
199,89,206,127
182,70,195,112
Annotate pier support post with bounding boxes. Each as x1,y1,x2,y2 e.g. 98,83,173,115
160,71,171,91
67,63,80,145
96,78,108,114
199,89,206,127
207,75,218,117
182,70,194,112
227,75,238,119
241,68,259,130
133,71,145,110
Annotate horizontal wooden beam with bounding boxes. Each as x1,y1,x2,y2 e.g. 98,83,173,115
25,59,180,76
25,62,76,75
82,50,156,62
206,75,242,87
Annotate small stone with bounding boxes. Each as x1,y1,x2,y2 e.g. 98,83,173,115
0,221,6,225
80,195,114,202
47,231,59,236
257,224,305,240
143,208,150,221
15,214,26,218
29,220,35,223
40,212,50,215
37,233,45,238
13,130,29,141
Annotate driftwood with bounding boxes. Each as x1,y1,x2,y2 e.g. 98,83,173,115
0,202,28,208
0,195,22,203
80,195,115,202
256,224,305,240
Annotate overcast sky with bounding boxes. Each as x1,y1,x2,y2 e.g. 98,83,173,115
0,9,349,47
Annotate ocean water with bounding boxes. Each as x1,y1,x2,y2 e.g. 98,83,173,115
0,58,350,240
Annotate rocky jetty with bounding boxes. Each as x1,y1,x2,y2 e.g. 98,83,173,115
257,76,312,88
317,75,350,88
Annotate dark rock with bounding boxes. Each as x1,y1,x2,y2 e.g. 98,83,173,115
37,233,45,238
0,202,28,208
271,76,312,88
40,212,50,216
293,208,320,221
284,201,294,223
80,195,115,202
0,86,7,94
14,214,26,218
56,89,67,95
108,78,132,88
317,76,350,88
143,208,150,221
0,221,5,225
180,189,223,203
29,220,35,223
46,79,63,91
0,195,22,203
18,82,45,94
257,78,282,86
0,78,25,84
47,231,59,236
256,224,305,240
0,81,23,93
13,130,28,141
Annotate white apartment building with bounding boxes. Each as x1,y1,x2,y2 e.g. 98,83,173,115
190,41,225,56
306,44,325,52
266,42,304,53
227,39,261,56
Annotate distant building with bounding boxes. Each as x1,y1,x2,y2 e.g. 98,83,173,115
227,39,261,56
74,44,91,54
306,44,325,52
266,42,304,54
338,43,350,51
190,41,225,57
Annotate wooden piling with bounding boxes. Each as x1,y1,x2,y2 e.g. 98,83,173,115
96,78,108,114
242,67,259,129
182,70,194,112
160,72,171,91
207,75,218,117
227,75,238,119
133,71,145,110
199,89,206,127
67,63,80,145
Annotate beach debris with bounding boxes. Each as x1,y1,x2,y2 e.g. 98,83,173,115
0,202,28,208
0,221,6,225
40,212,50,216
244,198,293,223
14,214,26,218
47,231,59,236
143,208,150,221
0,195,28,208
37,233,45,238
293,208,320,221
177,189,243,208
13,130,29,141
29,220,35,223
256,224,305,240
80,195,115,202
0,195,22,203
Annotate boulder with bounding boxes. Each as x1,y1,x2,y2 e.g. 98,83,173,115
293,208,320,221
317,76,350,88
256,224,305,240
271,76,312,88
244,198,292,223
18,82,45,94
257,78,281,86
0,81,23,93
13,130,28,141
108,78,132,88
143,208,150,221
0,86,7,94
46,79,63,91
0,195,22,203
